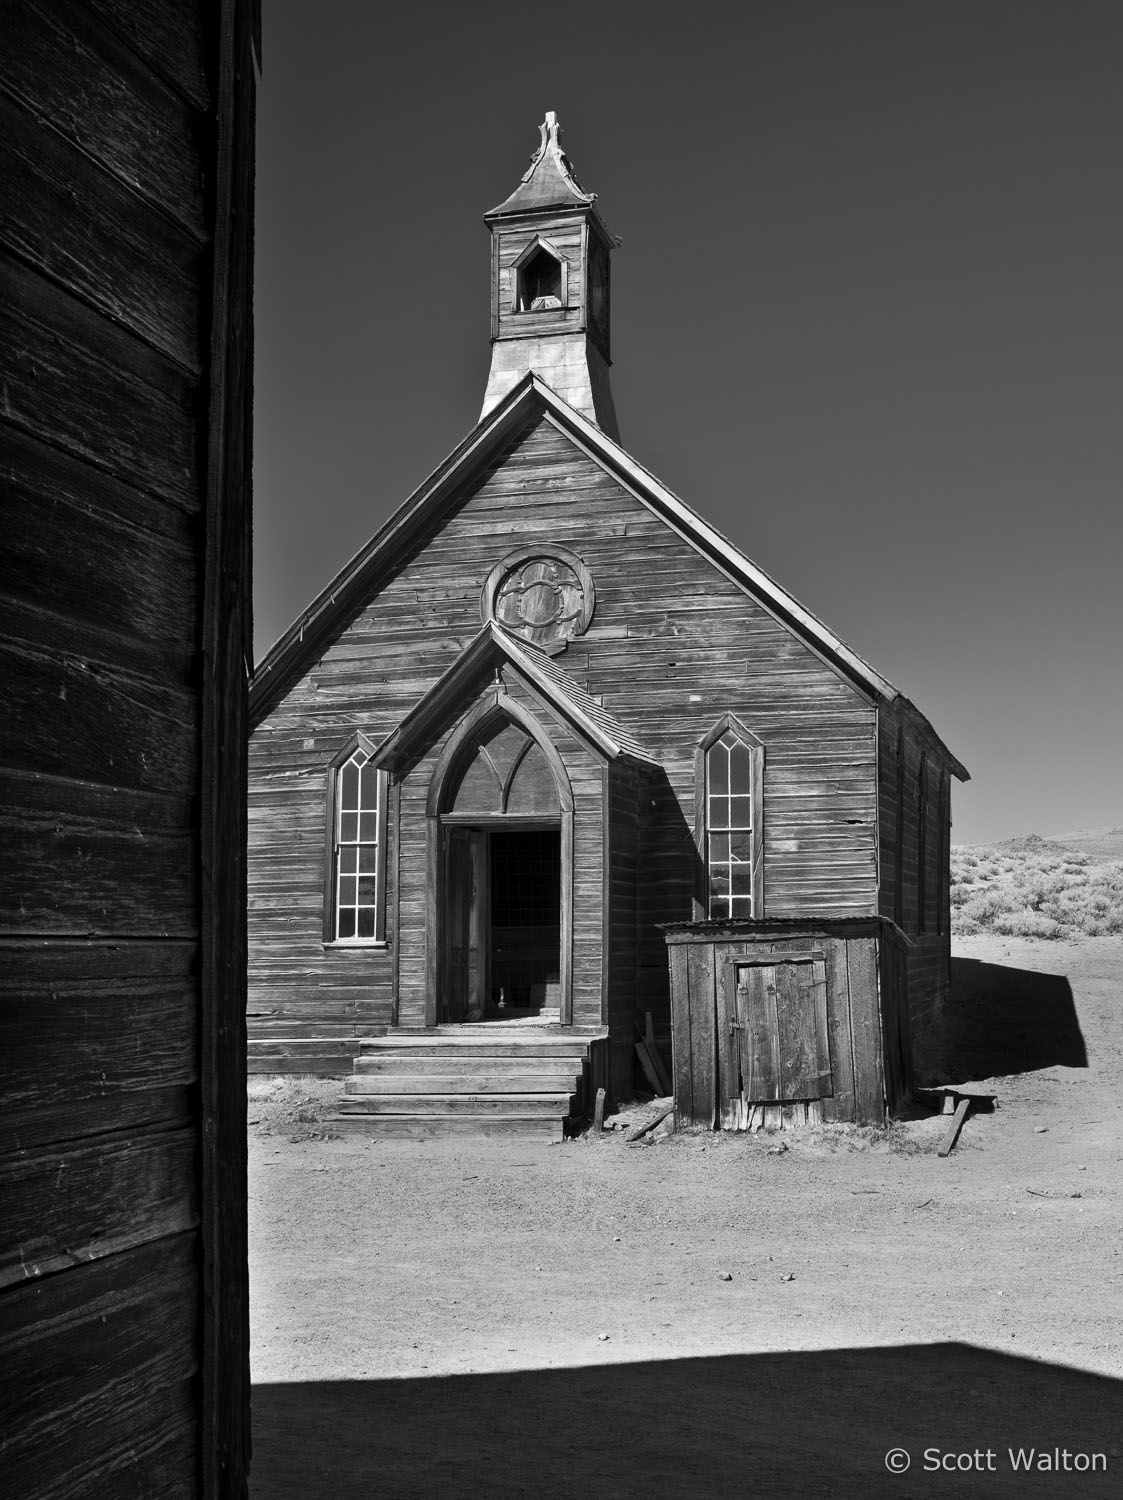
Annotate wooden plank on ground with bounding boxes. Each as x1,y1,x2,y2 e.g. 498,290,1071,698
634,1040,661,1095
938,1097,971,1158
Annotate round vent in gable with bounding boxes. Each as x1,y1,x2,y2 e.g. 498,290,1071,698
482,545,595,652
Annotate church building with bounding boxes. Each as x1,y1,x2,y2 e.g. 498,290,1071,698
248,114,968,1135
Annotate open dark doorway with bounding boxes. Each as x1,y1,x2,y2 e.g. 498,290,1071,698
489,828,561,1018
442,824,561,1022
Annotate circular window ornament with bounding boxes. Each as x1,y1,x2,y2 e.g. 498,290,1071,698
482,545,595,653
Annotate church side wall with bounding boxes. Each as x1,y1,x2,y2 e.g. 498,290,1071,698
877,707,955,1060
605,759,643,1091
248,412,879,1042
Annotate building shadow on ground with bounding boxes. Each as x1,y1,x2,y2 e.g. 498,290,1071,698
251,1343,1120,1500
916,959,1086,1085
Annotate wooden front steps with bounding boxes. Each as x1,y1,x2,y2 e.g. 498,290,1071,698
247,1036,360,1075
333,1028,606,1140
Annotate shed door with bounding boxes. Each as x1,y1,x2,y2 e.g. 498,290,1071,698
724,955,833,1102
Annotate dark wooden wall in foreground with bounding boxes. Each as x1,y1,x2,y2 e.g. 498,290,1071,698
0,2,255,1494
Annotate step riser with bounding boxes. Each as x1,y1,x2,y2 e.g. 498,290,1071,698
358,1041,592,1057
332,1115,564,1141
354,1056,585,1075
338,1094,572,1116
346,1074,579,1095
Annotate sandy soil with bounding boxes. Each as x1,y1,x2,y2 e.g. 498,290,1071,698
249,936,1123,1498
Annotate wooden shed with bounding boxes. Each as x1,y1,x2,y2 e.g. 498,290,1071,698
1,2,255,1494
247,113,968,1138
664,918,912,1129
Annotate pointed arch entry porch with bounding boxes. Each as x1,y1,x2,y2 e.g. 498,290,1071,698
426,693,574,1025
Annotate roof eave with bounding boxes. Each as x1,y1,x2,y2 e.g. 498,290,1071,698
249,376,546,726
367,621,656,775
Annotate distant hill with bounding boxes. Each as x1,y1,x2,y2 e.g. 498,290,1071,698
955,827,1123,862
1046,827,1123,861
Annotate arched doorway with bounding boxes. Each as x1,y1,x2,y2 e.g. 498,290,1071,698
428,702,573,1023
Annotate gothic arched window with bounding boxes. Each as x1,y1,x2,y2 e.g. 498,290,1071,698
326,738,387,942
696,716,764,920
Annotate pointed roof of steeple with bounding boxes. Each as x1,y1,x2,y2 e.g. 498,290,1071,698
485,111,597,219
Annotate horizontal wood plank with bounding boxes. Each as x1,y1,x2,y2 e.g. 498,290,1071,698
0,1126,199,1288
2,0,207,235
0,255,200,510
0,87,203,369
1,1232,199,1496
0,772,197,936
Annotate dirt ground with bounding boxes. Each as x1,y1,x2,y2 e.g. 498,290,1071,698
248,935,1123,1499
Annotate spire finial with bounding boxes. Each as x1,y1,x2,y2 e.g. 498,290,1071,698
486,111,595,218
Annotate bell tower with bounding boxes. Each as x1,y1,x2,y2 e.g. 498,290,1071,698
481,112,620,439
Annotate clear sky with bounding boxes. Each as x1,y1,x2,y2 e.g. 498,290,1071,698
254,0,1121,846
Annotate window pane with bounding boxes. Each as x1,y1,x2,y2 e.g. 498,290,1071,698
708,867,730,899
358,813,378,843
339,845,358,874
357,875,378,905
340,812,358,843
709,743,729,795
729,742,752,794
730,796,752,828
709,894,730,919
340,762,359,810
730,895,753,918
357,907,375,938
337,908,356,939
731,862,753,895
358,845,379,874
709,794,730,830
338,876,358,905
709,833,730,864
730,831,753,862
359,764,378,811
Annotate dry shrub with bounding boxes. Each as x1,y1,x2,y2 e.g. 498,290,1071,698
951,842,1123,940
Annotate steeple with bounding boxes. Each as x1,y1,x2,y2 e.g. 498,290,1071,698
481,113,620,439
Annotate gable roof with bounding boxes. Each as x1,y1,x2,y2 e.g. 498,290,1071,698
369,621,657,773
251,373,967,780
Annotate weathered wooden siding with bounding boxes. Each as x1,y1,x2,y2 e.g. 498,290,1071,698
250,410,878,1039
668,920,905,1129
1,3,254,1494
495,214,585,340
604,758,645,1093
877,705,955,1043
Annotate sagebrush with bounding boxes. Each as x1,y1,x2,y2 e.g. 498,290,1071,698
951,843,1123,939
